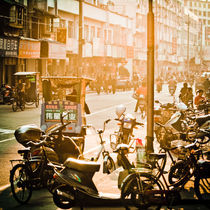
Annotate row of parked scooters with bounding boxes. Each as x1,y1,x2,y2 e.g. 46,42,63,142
10,103,210,209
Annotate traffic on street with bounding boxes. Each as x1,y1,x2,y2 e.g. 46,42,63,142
0,0,210,209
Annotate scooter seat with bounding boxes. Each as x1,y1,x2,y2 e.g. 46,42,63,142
64,158,100,172
196,114,210,127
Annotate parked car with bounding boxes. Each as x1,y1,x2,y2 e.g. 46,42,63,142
116,77,131,91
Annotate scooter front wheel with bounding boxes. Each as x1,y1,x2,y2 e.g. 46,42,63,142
53,184,75,209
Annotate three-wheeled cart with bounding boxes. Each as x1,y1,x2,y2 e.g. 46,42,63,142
40,76,93,153
12,72,39,111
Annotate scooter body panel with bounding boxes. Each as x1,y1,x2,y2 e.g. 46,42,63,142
57,167,99,195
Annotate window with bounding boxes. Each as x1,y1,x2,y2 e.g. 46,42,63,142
104,29,107,42
68,21,74,38
9,5,24,26
90,26,95,41
84,24,89,41
60,19,66,28
107,29,112,44
208,20,210,25
97,27,101,38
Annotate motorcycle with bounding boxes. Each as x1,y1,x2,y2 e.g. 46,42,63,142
155,103,189,147
168,84,176,96
154,100,176,126
110,105,144,150
0,84,13,104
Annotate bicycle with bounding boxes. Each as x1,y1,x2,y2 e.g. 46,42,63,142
11,90,25,112
121,139,210,209
85,119,116,174
10,140,62,204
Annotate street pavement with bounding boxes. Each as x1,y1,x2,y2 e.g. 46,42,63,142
0,83,209,209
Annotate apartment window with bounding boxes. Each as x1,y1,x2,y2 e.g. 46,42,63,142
208,12,210,17
60,19,66,28
97,27,101,38
46,17,53,32
107,29,112,44
68,21,74,38
9,5,24,26
104,29,107,42
208,20,210,25
84,24,89,41
199,11,201,16
203,11,206,17
90,26,95,41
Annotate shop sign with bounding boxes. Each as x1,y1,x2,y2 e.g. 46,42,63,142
41,41,66,59
19,39,40,58
0,36,18,57
49,42,66,59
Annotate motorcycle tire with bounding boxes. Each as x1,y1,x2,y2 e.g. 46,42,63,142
53,184,75,209
194,177,210,203
168,160,191,186
12,101,18,112
10,164,32,204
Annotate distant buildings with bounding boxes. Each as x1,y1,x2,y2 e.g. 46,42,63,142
0,0,208,86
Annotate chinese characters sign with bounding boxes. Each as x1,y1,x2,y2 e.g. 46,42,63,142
0,36,18,57
45,101,77,122
19,39,40,58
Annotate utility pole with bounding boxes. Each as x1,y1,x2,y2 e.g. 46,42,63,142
146,0,154,154
187,13,190,76
78,0,83,77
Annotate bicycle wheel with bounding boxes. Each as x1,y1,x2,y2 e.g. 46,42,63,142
194,177,210,201
12,101,18,112
10,164,32,204
152,149,167,181
168,160,191,186
121,172,163,209
20,103,25,111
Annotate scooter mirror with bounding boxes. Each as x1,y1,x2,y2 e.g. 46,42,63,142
116,104,126,118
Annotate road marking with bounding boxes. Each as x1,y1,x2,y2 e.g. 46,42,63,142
87,101,134,117
0,137,15,143
0,128,14,134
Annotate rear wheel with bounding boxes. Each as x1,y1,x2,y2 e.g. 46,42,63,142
194,177,210,202
121,172,162,209
168,160,191,186
10,164,32,204
53,185,75,209
12,101,18,112
20,103,25,111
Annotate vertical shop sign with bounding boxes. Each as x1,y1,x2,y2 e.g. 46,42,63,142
0,36,18,57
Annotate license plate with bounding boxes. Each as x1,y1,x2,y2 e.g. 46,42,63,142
123,122,132,129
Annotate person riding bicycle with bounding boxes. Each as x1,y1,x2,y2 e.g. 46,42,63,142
134,81,147,112
16,79,25,105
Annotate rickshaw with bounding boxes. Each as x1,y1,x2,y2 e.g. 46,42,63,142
40,76,93,153
12,72,39,111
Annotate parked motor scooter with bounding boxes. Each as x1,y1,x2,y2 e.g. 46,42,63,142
110,105,144,150
0,84,13,104
52,118,144,209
